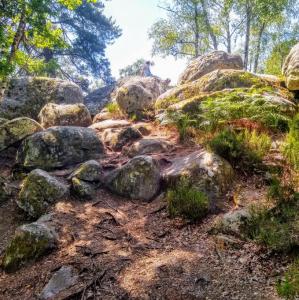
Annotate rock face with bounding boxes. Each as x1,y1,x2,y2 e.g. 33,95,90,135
90,119,130,131
16,126,105,170
2,221,57,272
17,169,69,219
39,266,79,300
0,77,83,120
283,43,299,90
0,117,43,152
178,51,243,85
163,151,234,207
38,103,92,128
0,176,11,202
115,76,169,119
105,156,161,201
84,84,115,116
123,138,172,158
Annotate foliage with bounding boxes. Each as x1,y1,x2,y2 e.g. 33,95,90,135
105,102,123,119
208,129,271,170
282,113,299,171
246,179,299,252
119,59,146,78
0,0,121,83
167,177,209,221
277,259,299,300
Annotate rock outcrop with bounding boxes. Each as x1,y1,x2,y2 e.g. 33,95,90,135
0,77,83,120
178,51,243,84
0,117,43,152
90,119,130,131
17,169,69,219
105,156,161,201
2,221,57,272
283,42,299,90
38,103,92,128
16,127,105,170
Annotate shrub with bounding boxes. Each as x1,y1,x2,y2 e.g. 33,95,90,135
277,259,299,300
105,102,123,118
167,177,209,222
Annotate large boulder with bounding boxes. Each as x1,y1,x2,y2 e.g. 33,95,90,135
38,103,92,128
16,126,105,170
163,150,234,208
178,51,243,84
115,76,169,119
283,43,299,90
17,169,69,219
0,77,83,120
84,84,115,116
2,221,57,272
105,156,161,201
0,117,43,152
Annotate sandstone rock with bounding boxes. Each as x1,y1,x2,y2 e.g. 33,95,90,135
71,177,95,200
123,138,172,158
2,221,57,272
84,84,115,116
70,160,102,182
163,151,234,207
16,126,105,170
178,51,243,84
0,117,43,152
90,119,130,131
39,266,79,300
17,169,69,219
38,103,92,128
102,127,142,151
132,122,151,136
105,156,161,201
283,42,299,90
0,77,83,120
93,108,116,123
115,76,169,119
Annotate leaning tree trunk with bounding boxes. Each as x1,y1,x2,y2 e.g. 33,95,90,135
253,23,266,73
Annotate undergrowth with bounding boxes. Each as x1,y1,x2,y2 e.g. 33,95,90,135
105,102,123,118
167,177,209,222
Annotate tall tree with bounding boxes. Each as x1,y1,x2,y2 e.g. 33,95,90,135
119,59,146,78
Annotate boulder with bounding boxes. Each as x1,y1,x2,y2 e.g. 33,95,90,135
123,138,172,158
115,76,169,119
131,122,151,136
102,127,142,151
16,126,105,170
0,77,83,120
0,176,11,202
17,169,69,219
38,103,92,128
105,156,161,201
71,177,96,200
90,119,130,131
70,160,102,182
178,50,243,84
0,117,43,152
84,84,115,116
0,118,8,126
283,43,299,90
93,108,116,123
163,151,234,208
2,221,57,272
39,265,79,300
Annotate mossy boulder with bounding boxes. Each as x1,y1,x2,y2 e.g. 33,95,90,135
178,50,243,84
0,117,43,152
71,177,96,200
70,160,102,182
38,103,92,128
105,155,161,201
163,150,234,209
2,221,57,272
16,126,105,170
283,42,299,90
0,77,83,120
17,169,69,219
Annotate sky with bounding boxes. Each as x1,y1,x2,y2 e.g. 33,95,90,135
104,0,187,84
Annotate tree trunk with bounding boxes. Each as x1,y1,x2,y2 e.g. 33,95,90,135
253,23,266,73
194,3,200,57
244,1,251,70
226,22,232,53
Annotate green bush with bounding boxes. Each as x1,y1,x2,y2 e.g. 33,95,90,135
277,259,299,300
167,178,209,221
208,129,271,170
282,113,299,171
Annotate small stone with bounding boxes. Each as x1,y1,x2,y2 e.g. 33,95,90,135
71,177,95,200
70,160,102,182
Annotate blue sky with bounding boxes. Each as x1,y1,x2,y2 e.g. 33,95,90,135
104,0,187,83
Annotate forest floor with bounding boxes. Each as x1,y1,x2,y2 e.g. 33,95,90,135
0,124,290,300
